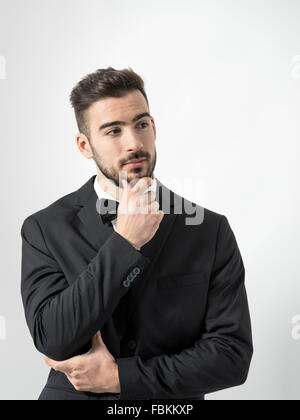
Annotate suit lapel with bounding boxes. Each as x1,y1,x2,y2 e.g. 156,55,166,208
76,175,113,251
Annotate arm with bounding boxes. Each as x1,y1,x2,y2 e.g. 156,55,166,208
21,215,150,361
116,215,253,399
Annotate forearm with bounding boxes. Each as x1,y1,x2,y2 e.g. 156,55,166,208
116,336,252,399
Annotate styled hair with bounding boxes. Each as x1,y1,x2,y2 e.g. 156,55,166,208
70,67,149,138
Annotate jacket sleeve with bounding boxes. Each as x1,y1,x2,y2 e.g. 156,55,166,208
20,215,150,361
116,215,253,399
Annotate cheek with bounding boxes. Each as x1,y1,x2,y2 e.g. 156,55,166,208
94,142,117,161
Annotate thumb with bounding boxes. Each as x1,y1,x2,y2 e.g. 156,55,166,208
121,179,132,204
122,178,130,190
91,331,103,349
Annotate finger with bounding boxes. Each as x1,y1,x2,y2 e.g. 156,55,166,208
119,170,129,189
140,201,159,215
43,356,59,370
91,331,102,348
134,192,156,210
121,179,130,190
150,201,160,213
130,177,153,196
120,179,134,205
45,357,76,374
137,200,158,215
92,330,101,340
142,191,156,203
97,331,107,348
158,210,165,220
66,373,72,380
43,355,51,366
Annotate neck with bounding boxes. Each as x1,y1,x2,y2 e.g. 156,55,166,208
96,175,120,201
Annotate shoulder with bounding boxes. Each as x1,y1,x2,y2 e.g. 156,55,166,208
21,175,95,235
22,190,77,227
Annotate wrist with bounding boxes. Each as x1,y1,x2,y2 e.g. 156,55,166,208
115,230,140,251
109,363,121,394
127,239,141,251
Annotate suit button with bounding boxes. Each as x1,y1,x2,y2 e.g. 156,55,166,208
123,279,131,288
127,339,136,350
133,267,141,275
127,273,135,281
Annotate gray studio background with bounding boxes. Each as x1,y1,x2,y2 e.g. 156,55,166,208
0,0,299,400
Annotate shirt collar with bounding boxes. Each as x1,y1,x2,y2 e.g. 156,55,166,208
94,175,157,202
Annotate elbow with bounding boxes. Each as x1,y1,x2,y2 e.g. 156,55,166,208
36,345,71,362
234,364,250,387
33,331,72,362
231,345,253,387
31,316,75,362
35,339,73,361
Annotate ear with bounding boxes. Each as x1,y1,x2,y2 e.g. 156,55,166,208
150,117,156,141
76,133,94,159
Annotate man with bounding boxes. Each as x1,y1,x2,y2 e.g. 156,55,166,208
21,67,253,400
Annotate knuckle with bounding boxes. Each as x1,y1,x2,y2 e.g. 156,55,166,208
151,201,159,211
147,191,155,202
76,362,83,370
140,177,151,189
131,185,139,193
142,176,151,184
73,380,81,391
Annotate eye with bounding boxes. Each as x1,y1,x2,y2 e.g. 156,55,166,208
106,128,121,136
106,122,149,136
138,122,149,129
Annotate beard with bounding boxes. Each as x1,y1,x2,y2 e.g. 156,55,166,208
91,146,157,189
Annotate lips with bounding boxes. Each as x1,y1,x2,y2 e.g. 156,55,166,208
124,158,147,165
123,158,147,169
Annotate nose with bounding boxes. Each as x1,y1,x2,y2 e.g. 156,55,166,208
124,128,144,152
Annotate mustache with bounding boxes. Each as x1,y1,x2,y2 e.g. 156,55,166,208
122,153,149,165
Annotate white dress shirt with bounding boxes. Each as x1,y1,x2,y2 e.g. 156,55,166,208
94,175,157,231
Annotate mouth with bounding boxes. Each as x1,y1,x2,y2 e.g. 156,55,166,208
124,158,148,168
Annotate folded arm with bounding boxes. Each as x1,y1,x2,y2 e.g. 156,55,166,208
21,215,150,361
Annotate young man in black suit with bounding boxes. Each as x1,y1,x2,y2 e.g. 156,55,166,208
21,67,253,400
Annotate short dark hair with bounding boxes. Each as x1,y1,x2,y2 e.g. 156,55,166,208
70,67,149,138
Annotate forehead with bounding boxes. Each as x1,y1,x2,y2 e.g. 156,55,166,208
88,90,149,123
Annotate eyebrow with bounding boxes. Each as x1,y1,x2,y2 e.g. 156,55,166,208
99,112,151,131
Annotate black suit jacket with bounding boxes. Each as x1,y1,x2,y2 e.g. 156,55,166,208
20,175,253,400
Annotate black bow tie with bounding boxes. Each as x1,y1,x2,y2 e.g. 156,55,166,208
98,198,119,225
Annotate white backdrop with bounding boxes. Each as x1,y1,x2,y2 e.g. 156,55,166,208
0,0,299,400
